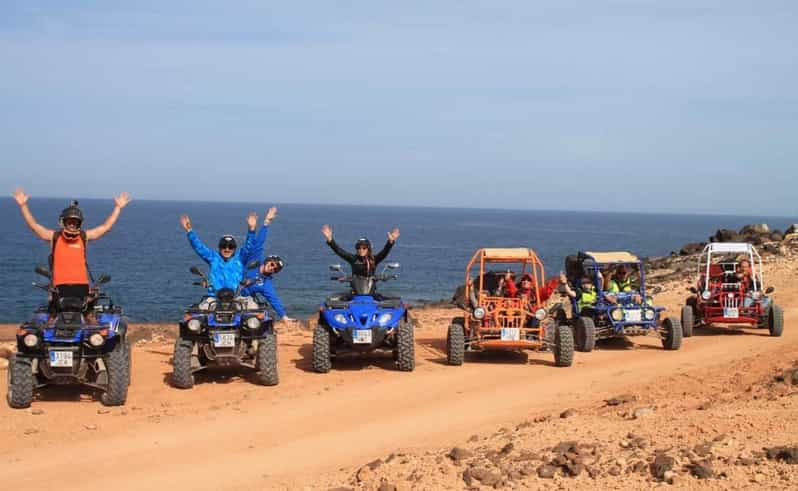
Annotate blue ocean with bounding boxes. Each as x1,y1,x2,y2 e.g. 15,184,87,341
1,198,792,322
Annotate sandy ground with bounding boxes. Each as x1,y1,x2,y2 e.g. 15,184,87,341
1,255,797,490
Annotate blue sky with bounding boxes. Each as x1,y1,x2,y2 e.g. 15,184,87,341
1,1,796,215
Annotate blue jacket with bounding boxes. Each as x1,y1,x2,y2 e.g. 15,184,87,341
240,225,287,318
187,230,256,296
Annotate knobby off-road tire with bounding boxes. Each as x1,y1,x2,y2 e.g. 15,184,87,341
171,337,195,389
255,333,279,386
446,322,465,366
101,340,130,406
312,324,332,373
661,317,683,351
553,325,574,367
7,356,34,409
574,316,596,352
396,319,415,372
768,304,784,337
681,305,694,338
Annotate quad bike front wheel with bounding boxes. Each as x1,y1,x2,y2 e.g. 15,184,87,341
768,304,784,337
681,305,694,338
574,316,596,352
312,324,332,373
396,319,415,372
255,333,279,386
552,325,574,367
661,317,683,350
7,355,34,409
171,337,195,389
447,321,465,366
101,340,130,406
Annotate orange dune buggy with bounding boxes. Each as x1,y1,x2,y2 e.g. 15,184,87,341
447,248,574,366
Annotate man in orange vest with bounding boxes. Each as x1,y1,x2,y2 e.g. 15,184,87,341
13,188,131,310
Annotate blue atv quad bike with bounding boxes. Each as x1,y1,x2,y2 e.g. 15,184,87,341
313,262,414,373
171,263,278,389
563,251,682,351
7,266,131,409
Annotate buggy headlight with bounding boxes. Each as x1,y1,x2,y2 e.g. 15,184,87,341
535,308,547,321
611,309,624,322
333,313,348,325
23,333,38,347
473,307,486,320
89,333,105,347
701,291,711,300
187,319,202,332
644,309,655,320
246,317,261,330
377,313,393,325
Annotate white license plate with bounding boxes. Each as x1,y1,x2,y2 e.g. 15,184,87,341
624,310,642,322
49,350,73,367
213,332,236,347
353,329,373,344
501,328,520,341
723,308,739,319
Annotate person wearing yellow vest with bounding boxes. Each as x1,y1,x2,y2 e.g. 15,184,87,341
563,275,598,314
13,188,131,310
605,265,645,305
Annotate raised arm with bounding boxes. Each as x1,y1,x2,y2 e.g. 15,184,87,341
13,189,54,241
374,227,400,264
85,192,131,240
321,224,356,263
181,214,215,263
239,212,260,264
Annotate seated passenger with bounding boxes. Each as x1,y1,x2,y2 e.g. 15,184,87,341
504,272,563,305
604,265,643,304
563,275,598,315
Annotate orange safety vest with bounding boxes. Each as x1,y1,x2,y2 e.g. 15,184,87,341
50,230,90,286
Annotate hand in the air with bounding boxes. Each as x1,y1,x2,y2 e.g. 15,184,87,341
180,214,192,232
265,207,278,224
247,212,258,230
387,228,400,242
114,192,132,209
13,188,29,207
321,224,333,242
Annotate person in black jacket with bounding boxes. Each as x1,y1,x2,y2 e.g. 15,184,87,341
321,224,400,277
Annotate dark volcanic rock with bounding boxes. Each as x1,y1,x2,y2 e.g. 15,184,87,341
560,408,577,419
448,447,474,462
680,242,706,256
606,394,637,406
711,229,741,243
740,224,770,235
650,454,675,479
470,467,502,487
765,446,798,464
689,462,715,479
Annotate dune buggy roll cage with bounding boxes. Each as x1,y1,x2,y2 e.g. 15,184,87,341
698,242,763,295
573,251,648,300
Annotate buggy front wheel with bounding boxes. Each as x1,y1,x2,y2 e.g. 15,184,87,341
661,317,683,350
768,304,784,337
552,325,574,367
574,316,596,352
680,305,694,338
446,322,465,366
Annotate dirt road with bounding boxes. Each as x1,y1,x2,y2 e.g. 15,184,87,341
1,265,797,489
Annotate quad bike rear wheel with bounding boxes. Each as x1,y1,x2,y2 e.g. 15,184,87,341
101,340,130,406
312,324,332,373
661,317,683,350
255,332,279,386
768,304,784,337
574,316,596,352
553,325,574,367
396,319,415,372
6,355,34,409
681,305,694,338
171,337,195,389
446,322,465,366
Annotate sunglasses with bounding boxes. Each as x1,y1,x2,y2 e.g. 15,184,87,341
220,245,236,251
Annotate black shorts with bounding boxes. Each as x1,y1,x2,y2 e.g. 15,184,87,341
50,284,90,313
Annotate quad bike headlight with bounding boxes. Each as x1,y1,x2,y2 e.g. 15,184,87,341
333,313,348,325
610,309,624,322
535,308,547,321
245,317,261,330
473,307,486,320
377,313,393,325
644,309,655,321
701,290,711,300
88,333,105,347
187,319,202,332
23,333,38,348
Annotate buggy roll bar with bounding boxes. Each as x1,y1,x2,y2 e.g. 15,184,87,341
463,248,546,310
698,243,763,294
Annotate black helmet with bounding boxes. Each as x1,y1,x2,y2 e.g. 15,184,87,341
59,200,84,228
355,237,372,250
265,255,285,273
218,235,237,250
